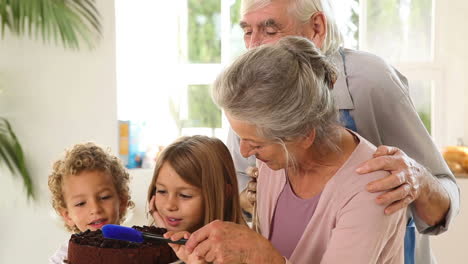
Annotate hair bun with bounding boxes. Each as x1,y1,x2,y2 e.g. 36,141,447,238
278,36,337,89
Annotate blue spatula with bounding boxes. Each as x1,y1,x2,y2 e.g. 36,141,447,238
102,224,187,245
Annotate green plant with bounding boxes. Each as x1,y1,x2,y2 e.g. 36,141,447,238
0,0,101,200
188,0,220,63
0,0,101,49
0,118,34,198
187,85,221,136
418,110,432,134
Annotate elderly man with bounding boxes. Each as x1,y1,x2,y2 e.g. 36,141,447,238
183,0,459,263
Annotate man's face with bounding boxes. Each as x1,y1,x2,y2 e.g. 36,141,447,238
240,0,312,49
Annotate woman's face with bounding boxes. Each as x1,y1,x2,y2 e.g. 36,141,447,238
227,115,299,171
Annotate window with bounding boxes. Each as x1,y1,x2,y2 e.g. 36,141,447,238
361,0,433,62
115,0,439,169
115,0,244,168
357,0,438,140
326,0,437,139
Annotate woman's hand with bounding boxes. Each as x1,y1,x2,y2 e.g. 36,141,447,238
185,220,284,264
239,167,258,214
164,231,206,264
148,195,165,227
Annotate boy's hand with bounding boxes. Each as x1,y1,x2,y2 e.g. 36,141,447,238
148,195,165,228
165,231,206,264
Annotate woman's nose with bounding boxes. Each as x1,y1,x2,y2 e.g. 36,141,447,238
240,140,255,158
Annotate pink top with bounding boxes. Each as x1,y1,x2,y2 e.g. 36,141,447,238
256,132,406,264
270,180,322,259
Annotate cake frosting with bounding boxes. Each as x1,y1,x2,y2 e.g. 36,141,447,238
66,226,178,264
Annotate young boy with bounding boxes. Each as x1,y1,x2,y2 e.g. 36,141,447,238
48,142,134,264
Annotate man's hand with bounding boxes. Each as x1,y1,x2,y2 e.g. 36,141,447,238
185,220,284,264
356,145,450,226
356,145,426,215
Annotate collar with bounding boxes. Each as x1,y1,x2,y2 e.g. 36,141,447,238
330,49,354,110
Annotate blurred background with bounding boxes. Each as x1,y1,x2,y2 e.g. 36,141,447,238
0,0,467,263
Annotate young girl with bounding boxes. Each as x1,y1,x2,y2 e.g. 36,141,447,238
48,142,134,264
147,135,246,263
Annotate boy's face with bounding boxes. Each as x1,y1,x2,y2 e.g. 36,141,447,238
60,170,126,232
153,162,204,233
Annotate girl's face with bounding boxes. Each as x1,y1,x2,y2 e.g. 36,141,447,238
154,162,204,233
60,170,125,232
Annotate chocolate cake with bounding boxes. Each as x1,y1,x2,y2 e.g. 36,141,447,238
67,226,178,264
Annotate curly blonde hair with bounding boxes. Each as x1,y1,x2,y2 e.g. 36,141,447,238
48,142,134,233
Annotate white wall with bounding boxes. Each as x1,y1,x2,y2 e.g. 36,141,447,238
0,1,120,263
432,179,468,263
429,1,468,262
434,0,468,147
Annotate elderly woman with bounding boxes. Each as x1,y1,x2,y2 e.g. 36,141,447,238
176,36,406,264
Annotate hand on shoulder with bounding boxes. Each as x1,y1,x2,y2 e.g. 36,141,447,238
356,145,424,215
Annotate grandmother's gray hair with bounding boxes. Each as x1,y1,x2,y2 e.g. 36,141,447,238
241,0,343,56
212,36,340,155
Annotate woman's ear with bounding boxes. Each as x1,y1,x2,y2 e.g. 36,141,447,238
302,129,316,149
307,12,327,49
59,208,76,228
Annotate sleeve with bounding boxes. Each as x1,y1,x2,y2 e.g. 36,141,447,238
352,61,460,234
49,242,68,264
320,189,406,263
226,127,256,191
382,69,459,234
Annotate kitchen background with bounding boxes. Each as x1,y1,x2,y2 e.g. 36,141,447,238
1,0,467,263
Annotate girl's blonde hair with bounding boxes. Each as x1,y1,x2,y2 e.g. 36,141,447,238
147,136,246,226
48,142,134,233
